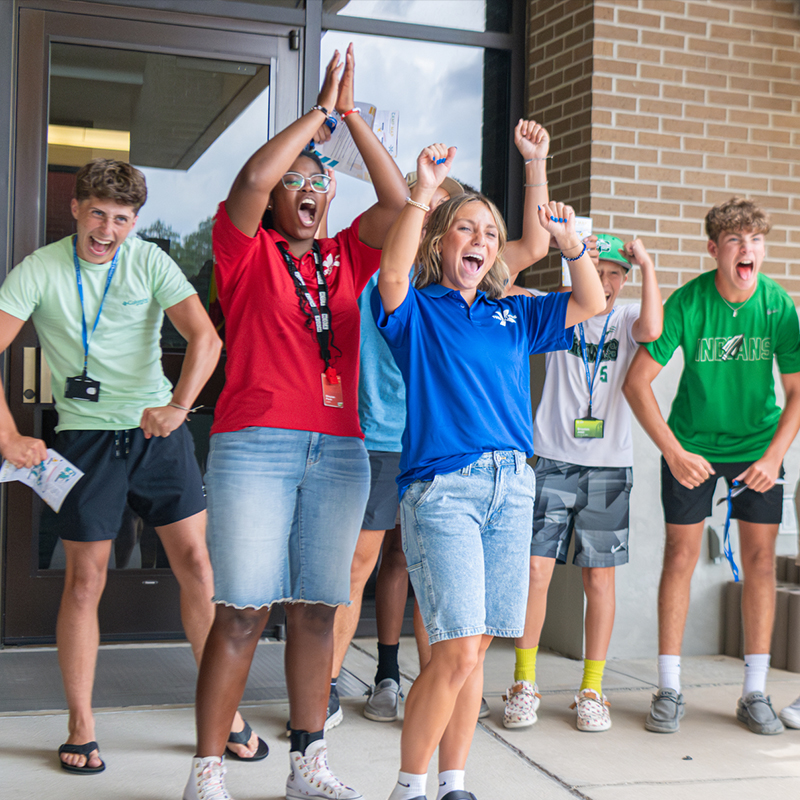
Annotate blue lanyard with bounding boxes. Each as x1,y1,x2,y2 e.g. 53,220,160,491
72,237,120,376
722,482,741,582
578,310,613,416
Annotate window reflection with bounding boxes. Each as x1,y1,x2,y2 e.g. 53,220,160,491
334,0,512,33
319,31,483,237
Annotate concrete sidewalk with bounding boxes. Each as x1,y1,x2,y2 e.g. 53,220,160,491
3,636,800,799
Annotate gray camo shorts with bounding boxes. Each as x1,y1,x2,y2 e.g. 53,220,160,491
531,458,632,567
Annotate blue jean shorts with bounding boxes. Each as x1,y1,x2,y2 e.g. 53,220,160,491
400,451,535,644
205,427,370,609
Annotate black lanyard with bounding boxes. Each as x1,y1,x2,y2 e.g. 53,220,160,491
276,241,334,371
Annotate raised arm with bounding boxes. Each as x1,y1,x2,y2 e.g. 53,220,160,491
334,45,407,248
626,238,663,343
224,52,344,236
378,144,456,314
622,346,714,488
537,204,605,326
0,310,48,468
139,295,222,439
505,119,551,277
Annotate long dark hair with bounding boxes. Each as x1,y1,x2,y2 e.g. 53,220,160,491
261,148,326,231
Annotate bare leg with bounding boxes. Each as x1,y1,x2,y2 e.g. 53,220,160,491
331,529,385,678
375,525,408,646
582,566,616,661
515,556,556,649
438,635,493,770
286,603,338,732
658,522,704,655
158,511,257,758
57,539,112,769
738,521,779,654
195,604,270,758
399,635,483,774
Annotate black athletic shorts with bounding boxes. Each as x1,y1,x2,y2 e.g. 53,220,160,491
661,457,784,526
42,425,206,542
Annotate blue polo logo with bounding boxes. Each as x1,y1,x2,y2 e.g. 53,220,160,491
122,298,149,306
493,309,517,327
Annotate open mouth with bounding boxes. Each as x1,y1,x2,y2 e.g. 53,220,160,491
736,260,754,281
461,253,485,274
298,197,317,227
88,235,113,257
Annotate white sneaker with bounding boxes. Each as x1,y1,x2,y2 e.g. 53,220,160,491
571,688,612,732
502,680,541,728
286,740,363,799
183,757,235,800
779,695,800,729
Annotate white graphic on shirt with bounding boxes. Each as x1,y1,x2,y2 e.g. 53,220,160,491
322,253,339,277
493,309,517,327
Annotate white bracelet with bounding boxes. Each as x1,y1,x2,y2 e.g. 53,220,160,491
524,156,552,164
405,197,431,213
169,402,203,413
524,182,548,187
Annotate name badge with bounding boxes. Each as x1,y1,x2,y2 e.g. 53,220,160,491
574,416,604,439
321,370,343,408
64,374,101,402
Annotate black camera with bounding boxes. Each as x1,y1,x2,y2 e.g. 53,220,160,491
64,375,101,402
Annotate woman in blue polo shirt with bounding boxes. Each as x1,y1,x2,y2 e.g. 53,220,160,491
373,143,605,800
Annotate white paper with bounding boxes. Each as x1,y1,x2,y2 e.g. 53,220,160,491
0,448,84,512
561,216,593,288
314,102,399,183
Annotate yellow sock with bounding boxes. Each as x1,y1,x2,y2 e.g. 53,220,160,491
580,659,606,695
514,646,538,684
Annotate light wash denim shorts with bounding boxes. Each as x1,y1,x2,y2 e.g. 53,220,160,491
206,427,370,609
400,451,535,644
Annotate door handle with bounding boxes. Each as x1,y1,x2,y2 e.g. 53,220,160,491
22,347,36,403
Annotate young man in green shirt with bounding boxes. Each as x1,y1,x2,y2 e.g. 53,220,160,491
623,197,800,735
0,160,267,773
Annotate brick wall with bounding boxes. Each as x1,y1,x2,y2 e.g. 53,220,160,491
525,0,594,289
526,0,800,300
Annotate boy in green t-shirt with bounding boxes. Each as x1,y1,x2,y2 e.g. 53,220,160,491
623,197,800,736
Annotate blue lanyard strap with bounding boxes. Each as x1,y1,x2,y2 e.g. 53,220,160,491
722,481,741,582
578,310,613,416
72,238,120,375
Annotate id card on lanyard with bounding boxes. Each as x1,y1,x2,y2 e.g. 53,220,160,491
276,241,343,408
574,310,614,439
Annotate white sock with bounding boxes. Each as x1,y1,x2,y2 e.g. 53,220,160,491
658,654,681,693
436,770,465,800
388,772,427,800
743,653,770,696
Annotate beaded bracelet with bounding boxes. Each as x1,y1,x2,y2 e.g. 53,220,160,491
406,197,431,213
561,242,588,262
341,108,361,118
310,104,329,116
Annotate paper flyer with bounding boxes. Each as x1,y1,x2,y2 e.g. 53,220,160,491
0,448,84,512
314,102,399,183
561,216,592,287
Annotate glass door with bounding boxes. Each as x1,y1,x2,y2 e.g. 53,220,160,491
4,6,299,644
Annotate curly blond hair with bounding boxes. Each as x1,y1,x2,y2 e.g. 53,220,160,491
705,197,770,243
415,194,508,299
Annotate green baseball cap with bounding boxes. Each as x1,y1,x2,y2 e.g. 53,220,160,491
595,234,630,270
